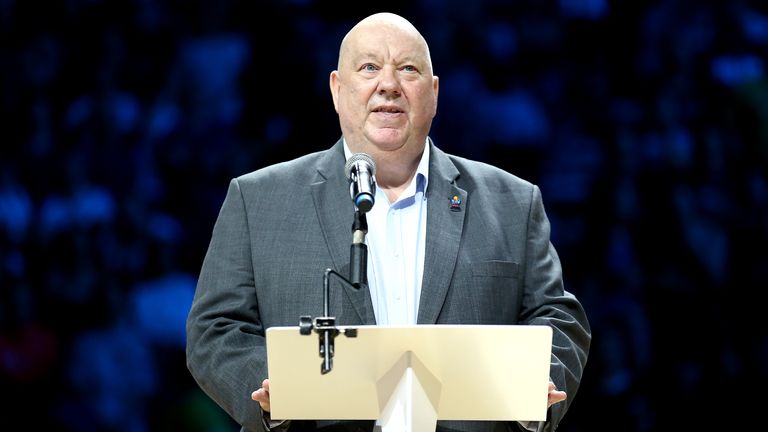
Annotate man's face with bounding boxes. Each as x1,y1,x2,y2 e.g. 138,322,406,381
330,21,439,157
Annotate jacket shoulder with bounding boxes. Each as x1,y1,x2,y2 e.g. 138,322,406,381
446,153,536,195
235,149,330,186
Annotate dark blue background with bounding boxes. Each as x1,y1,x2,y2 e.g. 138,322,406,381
1,1,766,430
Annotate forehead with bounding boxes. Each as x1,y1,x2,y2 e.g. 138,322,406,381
342,21,430,65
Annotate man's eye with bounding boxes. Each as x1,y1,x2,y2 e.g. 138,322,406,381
403,65,416,72
362,63,377,72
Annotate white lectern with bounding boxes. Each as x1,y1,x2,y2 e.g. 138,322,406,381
266,325,553,432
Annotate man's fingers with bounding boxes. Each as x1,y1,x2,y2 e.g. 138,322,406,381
251,389,263,400
251,381,272,412
546,382,567,408
547,389,567,408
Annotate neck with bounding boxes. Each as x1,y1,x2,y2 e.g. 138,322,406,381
373,150,422,203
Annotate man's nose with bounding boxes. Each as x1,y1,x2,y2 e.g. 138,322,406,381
377,66,401,96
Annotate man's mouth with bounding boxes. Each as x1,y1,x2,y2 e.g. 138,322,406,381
373,106,404,113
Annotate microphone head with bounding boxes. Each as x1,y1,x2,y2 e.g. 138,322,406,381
345,153,376,213
344,153,376,180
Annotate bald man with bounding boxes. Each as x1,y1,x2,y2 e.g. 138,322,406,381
187,12,590,432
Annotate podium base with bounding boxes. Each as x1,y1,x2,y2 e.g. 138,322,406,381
375,351,441,432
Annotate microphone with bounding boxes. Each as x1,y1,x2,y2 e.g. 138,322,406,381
344,153,377,213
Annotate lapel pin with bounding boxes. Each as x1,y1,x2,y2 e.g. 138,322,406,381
450,195,462,212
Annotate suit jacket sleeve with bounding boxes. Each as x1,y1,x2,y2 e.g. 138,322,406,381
519,185,591,431
186,177,269,432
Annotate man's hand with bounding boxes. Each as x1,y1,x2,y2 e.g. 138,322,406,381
251,379,271,412
547,382,566,408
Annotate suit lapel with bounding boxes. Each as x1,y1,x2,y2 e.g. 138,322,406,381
311,139,376,325
418,142,466,324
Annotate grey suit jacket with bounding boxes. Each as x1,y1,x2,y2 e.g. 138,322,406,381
186,139,591,432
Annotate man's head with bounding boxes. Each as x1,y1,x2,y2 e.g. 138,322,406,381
330,12,439,164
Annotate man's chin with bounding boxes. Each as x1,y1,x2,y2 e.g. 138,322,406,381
365,129,407,151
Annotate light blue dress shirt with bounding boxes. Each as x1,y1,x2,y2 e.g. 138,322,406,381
343,141,430,325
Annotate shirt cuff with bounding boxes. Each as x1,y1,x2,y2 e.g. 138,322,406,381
261,410,288,431
517,420,543,432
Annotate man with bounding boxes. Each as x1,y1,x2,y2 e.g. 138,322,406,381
186,12,590,432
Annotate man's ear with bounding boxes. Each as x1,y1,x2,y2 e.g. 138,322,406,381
329,70,340,113
432,75,439,117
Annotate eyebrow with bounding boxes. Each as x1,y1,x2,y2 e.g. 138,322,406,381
353,53,423,66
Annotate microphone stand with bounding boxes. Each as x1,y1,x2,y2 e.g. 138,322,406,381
349,210,368,288
299,210,367,374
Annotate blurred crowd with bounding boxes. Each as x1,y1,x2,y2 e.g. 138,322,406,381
1,1,766,431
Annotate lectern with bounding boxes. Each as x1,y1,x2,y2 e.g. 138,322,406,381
266,324,553,432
